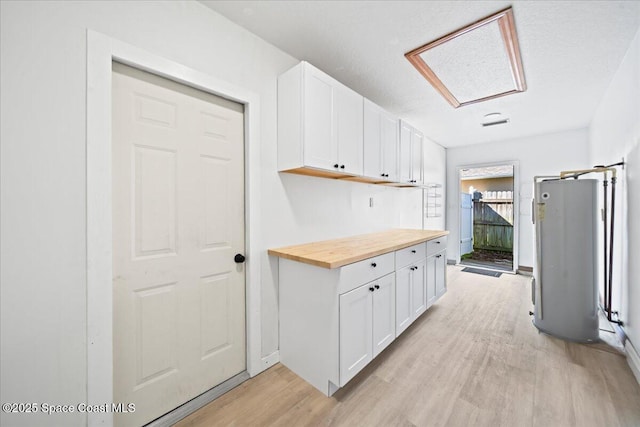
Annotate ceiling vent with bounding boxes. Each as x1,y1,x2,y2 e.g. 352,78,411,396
405,7,526,108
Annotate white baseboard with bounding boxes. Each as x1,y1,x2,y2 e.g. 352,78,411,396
626,340,640,385
258,350,280,374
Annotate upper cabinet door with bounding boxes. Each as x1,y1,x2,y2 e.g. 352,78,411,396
399,120,423,185
303,67,338,170
336,85,363,175
363,99,398,181
411,130,423,185
380,111,399,182
399,122,412,183
363,99,383,179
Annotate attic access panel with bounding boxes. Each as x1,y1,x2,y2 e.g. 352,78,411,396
405,7,526,108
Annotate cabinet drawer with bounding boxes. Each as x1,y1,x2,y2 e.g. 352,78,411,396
339,252,394,294
395,243,426,268
426,236,447,256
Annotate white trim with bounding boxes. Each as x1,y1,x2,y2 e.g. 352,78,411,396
626,340,640,385
87,30,264,426
455,160,520,274
261,350,280,371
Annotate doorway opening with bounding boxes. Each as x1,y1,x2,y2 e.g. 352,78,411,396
459,164,515,272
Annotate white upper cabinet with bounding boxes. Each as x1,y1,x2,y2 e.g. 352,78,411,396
278,61,363,176
399,120,423,185
363,99,398,182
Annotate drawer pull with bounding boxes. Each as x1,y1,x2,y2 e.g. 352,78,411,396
334,164,339,168
411,250,416,253
369,287,375,292
371,262,377,268
436,254,442,258
375,285,380,290
435,241,441,244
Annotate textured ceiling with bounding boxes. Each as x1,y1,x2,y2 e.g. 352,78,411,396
201,1,640,148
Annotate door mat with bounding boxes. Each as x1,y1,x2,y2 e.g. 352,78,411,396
461,267,502,278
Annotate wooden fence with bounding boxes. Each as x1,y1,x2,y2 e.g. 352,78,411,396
473,201,513,251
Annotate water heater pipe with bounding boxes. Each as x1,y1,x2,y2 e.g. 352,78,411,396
559,166,622,325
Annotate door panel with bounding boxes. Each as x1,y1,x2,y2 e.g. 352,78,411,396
399,123,412,183
381,112,398,181
460,193,473,256
336,85,363,175
339,284,373,386
436,253,447,298
372,274,396,357
303,69,336,170
363,99,382,179
411,131,423,184
426,255,437,307
411,259,426,319
395,266,412,335
112,62,245,427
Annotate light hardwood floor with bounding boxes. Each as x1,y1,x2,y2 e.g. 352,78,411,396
176,266,640,427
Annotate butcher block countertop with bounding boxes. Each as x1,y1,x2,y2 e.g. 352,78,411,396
268,229,449,269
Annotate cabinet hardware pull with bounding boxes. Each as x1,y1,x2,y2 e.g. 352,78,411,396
411,250,416,253
381,173,385,177
371,263,377,267
340,165,345,169
436,255,442,258
369,287,375,292
436,241,440,244
334,164,339,168
375,285,380,289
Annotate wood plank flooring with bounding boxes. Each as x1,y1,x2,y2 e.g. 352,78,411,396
176,266,640,427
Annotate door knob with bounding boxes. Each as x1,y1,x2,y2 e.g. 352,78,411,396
234,254,246,263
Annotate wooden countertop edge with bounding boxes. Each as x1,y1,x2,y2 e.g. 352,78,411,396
268,229,449,269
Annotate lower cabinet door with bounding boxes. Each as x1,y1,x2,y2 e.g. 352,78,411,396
395,266,412,335
372,273,396,357
435,251,447,297
426,255,437,307
339,284,373,386
411,259,426,319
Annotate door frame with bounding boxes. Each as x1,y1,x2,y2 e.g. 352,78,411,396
455,160,519,274
87,31,263,426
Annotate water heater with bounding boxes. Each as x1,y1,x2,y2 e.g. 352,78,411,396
532,179,599,342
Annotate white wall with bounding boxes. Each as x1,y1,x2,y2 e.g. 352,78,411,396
0,2,431,425
589,28,640,358
446,128,590,268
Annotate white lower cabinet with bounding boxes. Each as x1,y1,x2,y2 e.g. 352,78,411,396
395,242,427,335
435,251,447,297
339,273,395,386
277,237,446,396
426,255,437,308
395,265,412,335
426,250,447,307
395,259,426,335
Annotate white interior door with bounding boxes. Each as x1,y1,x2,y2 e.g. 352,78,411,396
460,193,473,257
112,63,245,427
